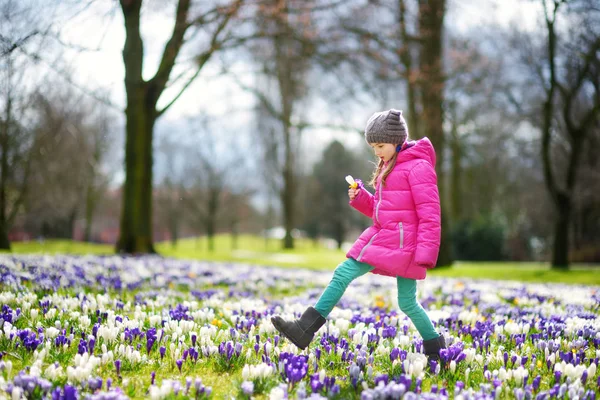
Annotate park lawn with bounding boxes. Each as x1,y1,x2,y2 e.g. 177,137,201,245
4,236,600,286
5,239,114,255
427,261,600,285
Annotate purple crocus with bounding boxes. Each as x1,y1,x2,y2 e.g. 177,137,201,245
64,385,77,400
146,338,155,355
241,381,254,395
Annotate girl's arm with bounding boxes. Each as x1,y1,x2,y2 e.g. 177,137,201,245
349,181,375,218
408,161,441,268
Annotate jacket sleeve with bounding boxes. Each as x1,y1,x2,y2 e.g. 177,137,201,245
349,186,374,218
408,161,441,268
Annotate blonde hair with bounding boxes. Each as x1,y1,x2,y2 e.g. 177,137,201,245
368,151,399,188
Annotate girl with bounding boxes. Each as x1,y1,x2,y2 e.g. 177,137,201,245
271,109,446,362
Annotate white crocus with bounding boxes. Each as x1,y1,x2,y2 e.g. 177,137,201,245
67,353,101,384
11,386,22,400
588,363,596,378
45,327,59,339
450,360,457,374
464,348,476,364
498,367,507,381
44,363,64,380
45,309,57,320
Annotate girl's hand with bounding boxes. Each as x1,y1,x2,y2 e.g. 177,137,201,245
348,188,359,200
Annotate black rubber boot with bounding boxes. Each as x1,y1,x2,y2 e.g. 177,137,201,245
423,335,446,362
271,307,326,350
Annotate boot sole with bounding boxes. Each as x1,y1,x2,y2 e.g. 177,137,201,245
271,317,308,350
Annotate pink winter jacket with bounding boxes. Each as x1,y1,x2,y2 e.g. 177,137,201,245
346,138,441,279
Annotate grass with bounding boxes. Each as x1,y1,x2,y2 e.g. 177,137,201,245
4,235,599,286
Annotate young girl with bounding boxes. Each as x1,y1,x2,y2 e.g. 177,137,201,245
271,109,446,362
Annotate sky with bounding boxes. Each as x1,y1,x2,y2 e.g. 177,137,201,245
43,0,543,187
57,0,542,118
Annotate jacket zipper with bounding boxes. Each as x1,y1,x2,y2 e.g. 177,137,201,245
399,222,404,249
357,233,378,262
375,184,383,225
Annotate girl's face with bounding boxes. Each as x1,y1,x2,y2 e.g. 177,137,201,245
370,143,397,162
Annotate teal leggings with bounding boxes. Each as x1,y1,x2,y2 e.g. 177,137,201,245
314,258,439,341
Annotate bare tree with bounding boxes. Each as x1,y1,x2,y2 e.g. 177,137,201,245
335,0,453,265
416,0,453,266
0,0,47,249
22,85,114,241
82,106,115,242
0,54,38,249
244,0,317,249
177,117,250,252
539,0,600,268
116,0,243,253
155,137,187,248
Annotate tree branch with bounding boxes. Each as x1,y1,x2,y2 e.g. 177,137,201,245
560,37,600,136
232,74,283,121
156,0,243,117
148,0,192,100
0,32,38,57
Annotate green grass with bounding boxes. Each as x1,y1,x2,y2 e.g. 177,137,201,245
6,239,113,255
428,261,600,285
4,235,599,286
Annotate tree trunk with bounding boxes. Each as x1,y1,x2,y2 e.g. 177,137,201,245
68,207,78,240
418,0,452,267
84,183,96,242
117,102,156,253
0,59,12,251
282,124,295,249
398,0,420,139
552,193,570,268
116,0,195,253
0,130,9,249
273,1,297,250
231,220,239,250
206,217,215,252
0,130,10,250
169,217,178,248
334,220,344,250
449,111,462,222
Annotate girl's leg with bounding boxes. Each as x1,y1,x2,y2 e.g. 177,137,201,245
314,258,373,317
396,276,439,341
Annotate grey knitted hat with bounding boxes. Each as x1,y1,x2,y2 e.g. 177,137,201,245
364,109,408,145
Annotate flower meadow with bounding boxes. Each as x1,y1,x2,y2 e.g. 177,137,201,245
0,255,599,400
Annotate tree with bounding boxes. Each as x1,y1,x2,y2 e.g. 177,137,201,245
0,0,45,249
335,0,453,265
417,0,453,267
174,116,250,252
310,140,361,249
116,0,242,253
0,54,36,249
82,106,115,242
243,0,320,249
155,137,187,248
22,86,114,241
539,0,600,268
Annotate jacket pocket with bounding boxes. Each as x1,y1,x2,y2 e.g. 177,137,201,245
398,222,404,249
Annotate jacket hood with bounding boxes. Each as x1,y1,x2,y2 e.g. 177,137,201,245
397,137,436,168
